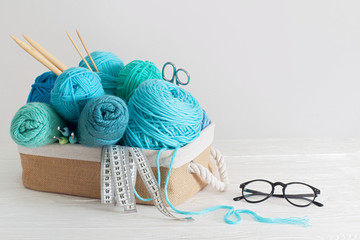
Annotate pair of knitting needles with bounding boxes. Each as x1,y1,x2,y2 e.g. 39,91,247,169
66,30,99,72
10,30,98,76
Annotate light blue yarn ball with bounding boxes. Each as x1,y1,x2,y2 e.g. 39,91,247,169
79,51,124,95
27,71,57,104
201,109,211,130
10,102,66,148
77,95,129,147
122,79,203,150
79,51,124,77
50,67,105,123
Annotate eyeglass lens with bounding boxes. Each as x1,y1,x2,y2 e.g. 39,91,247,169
243,180,273,202
284,183,316,206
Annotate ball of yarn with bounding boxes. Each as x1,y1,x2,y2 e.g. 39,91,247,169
122,79,203,149
95,72,121,95
10,102,66,148
116,60,162,102
77,95,129,147
27,71,57,104
50,67,105,123
79,51,124,77
201,109,211,130
79,51,124,95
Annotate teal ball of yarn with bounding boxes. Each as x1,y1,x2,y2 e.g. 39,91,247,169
77,95,129,147
10,102,66,148
122,79,203,150
27,71,57,104
116,60,162,102
79,51,124,95
50,67,105,123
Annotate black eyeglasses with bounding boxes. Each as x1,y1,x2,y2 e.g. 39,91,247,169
233,179,323,207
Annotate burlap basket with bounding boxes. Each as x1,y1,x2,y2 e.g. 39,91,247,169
18,123,227,206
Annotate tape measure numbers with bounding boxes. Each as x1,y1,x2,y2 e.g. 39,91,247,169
101,145,192,221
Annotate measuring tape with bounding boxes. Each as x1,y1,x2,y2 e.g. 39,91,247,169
101,145,192,221
101,145,137,213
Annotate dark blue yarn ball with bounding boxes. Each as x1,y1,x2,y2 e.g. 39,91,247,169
27,71,57,104
201,109,211,130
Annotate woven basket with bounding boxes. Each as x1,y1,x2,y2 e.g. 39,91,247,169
18,123,227,206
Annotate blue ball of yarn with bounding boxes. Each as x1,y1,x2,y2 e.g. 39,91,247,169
27,71,57,104
10,102,66,148
79,51,124,95
122,79,203,150
77,95,129,147
50,67,105,123
116,60,162,102
201,109,211,130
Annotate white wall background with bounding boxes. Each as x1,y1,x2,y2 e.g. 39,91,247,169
1,0,360,144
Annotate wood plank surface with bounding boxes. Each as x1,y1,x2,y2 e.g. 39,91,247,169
1,139,359,240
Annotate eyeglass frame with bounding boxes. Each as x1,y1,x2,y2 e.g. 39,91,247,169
233,179,323,207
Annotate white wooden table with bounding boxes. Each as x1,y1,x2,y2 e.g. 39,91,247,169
1,139,359,239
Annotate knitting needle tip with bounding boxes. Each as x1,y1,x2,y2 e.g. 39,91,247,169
53,136,61,141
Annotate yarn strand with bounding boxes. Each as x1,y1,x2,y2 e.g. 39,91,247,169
158,148,309,226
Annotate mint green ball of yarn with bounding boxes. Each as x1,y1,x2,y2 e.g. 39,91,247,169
116,60,162,102
10,102,66,148
50,67,105,123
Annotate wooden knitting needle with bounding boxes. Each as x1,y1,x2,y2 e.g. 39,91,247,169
10,35,62,76
76,29,99,72
66,32,92,71
23,34,68,72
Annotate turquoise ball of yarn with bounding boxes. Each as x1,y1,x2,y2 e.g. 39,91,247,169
27,71,57,104
77,95,129,147
50,67,105,123
10,102,66,148
79,51,124,77
116,60,162,102
122,79,203,150
79,51,124,95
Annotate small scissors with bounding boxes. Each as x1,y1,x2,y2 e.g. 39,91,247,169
162,62,190,86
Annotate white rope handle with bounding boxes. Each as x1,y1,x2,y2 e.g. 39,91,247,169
188,147,229,192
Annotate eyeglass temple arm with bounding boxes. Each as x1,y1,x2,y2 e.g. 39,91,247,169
272,193,324,207
233,189,323,207
233,196,244,201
